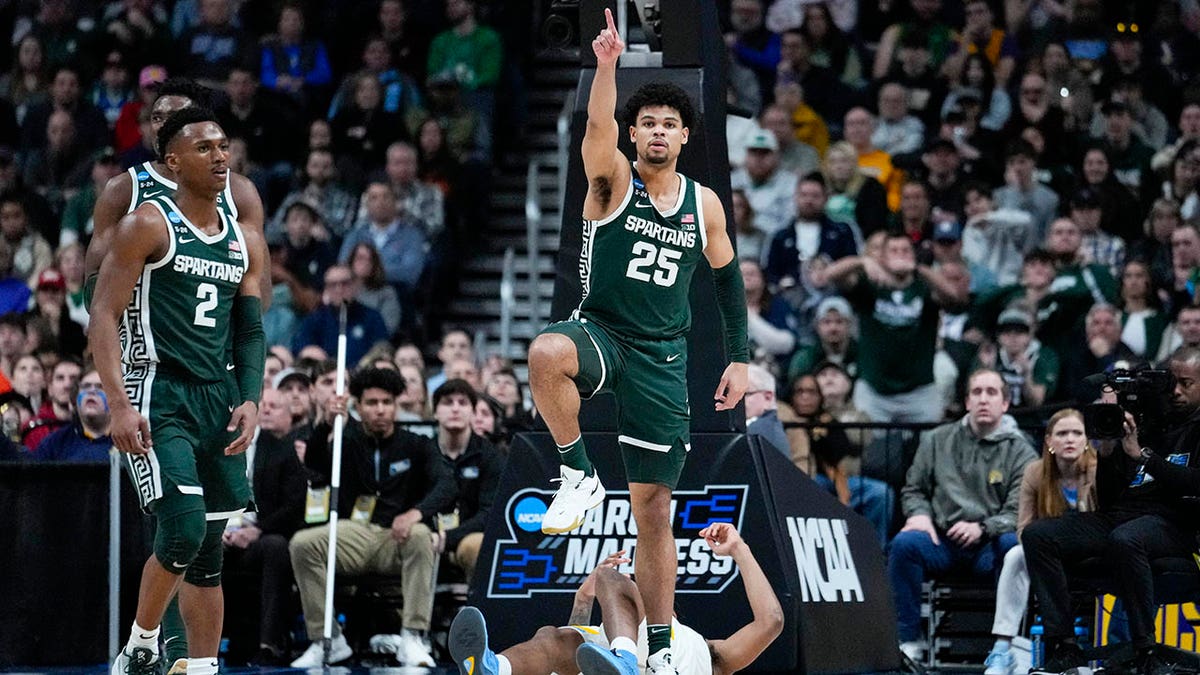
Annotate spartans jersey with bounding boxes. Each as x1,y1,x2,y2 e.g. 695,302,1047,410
129,161,238,220
120,194,248,382
574,164,708,341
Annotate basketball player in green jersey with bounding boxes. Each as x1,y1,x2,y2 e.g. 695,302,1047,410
84,78,270,313
527,10,749,675
84,79,267,673
91,107,265,675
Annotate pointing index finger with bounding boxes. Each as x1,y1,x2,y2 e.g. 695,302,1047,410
605,7,617,33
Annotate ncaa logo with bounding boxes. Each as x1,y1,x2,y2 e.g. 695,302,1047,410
167,212,182,224
513,496,546,532
137,171,150,180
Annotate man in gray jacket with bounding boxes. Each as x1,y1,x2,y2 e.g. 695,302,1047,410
889,368,1037,662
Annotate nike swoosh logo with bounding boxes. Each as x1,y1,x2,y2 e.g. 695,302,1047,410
163,637,179,645
636,201,655,209
228,405,235,412
171,561,187,569
226,363,235,370
666,354,681,362
179,237,195,243
139,633,156,640
204,571,220,578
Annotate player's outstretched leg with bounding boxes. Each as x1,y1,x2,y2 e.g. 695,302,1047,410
450,607,500,675
529,331,606,533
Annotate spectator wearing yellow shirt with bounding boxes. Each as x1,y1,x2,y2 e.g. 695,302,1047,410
844,107,903,212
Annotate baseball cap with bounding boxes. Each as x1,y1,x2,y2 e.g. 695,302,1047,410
933,220,962,242
272,368,312,390
997,308,1033,331
1070,187,1101,210
36,268,66,292
816,295,853,320
138,65,167,89
744,128,779,152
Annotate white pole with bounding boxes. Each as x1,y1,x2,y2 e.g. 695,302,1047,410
109,447,121,660
322,302,349,666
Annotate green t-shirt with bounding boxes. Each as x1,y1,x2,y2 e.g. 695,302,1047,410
845,276,939,394
995,341,1060,407
426,25,503,90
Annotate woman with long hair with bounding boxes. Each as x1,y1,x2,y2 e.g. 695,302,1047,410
472,393,510,454
797,2,863,88
1117,258,1168,359
348,242,402,335
0,34,48,124
416,117,458,198
1160,139,1200,222
942,53,1011,132
982,408,1095,675
781,373,893,544
1129,197,1181,295
1077,145,1141,243
822,141,888,238
484,367,533,433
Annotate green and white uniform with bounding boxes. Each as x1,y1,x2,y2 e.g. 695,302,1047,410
542,163,708,487
122,192,252,521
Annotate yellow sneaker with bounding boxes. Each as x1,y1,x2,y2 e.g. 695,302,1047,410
167,658,188,675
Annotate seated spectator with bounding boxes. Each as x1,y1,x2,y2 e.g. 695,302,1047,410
308,359,344,430
930,220,997,295
961,181,1034,287
407,72,483,165
22,356,80,450
787,296,858,383
822,141,889,238
269,149,359,243
975,309,1060,409
1169,223,1200,313
1129,197,1180,294
471,393,508,452
792,3,863,87
371,144,444,245
845,107,902,211
118,104,157,168
732,189,767,264
427,328,474,395
1044,217,1119,345
1040,42,1092,134
1060,303,1138,404
744,362,790,458
25,268,85,357
814,359,872,449
992,140,1059,244
216,67,300,195
890,368,1036,661
483,367,532,433
339,182,427,296
1165,139,1200,220
1089,76,1168,151
787,372,893,545
759,104,819,176
872,0,955,82
1,35,49,126
0,239,31,315
1152,103,1200,177
89,48,134,130
430,379,503,584
9,353,44,412
772,76,830,159
23,110,91,216
272,200,336,315
1069,188,1124,276
0,313,27,377
259,2,333,107
743,258,798,365
1156,305,1200,363
328,36,422,120
730,128,796,236
1097,99,1154,198
221,387,308,666
873,83,924,157
273,367,314,442
330,72,408,183
880,31,949,131
443,358,482,393
415,117,459,197
764,173,858,288
33,368,110,462
1,191,53,285
980,409,1094,675
1117,259,1168,361
289,368,455,668
60,148,123,249
292,264,389,366
397,364,429,421
941,53,1011,132
917,137,968,220
113,65,167,155
726,0,781,105
21,65,109,154
893,179,935,244
1077,145,1142,243
176,0,255,88
347,241,402,336
393,342,425,372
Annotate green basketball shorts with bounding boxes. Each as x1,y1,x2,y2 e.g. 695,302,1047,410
121,364,253,521
540,317,690,488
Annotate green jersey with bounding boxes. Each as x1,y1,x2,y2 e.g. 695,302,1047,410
121,194,248,382
847,276,939,394
130,161,238,219
574,164,708,340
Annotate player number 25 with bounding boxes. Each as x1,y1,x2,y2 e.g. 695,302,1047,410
626,241,682,287
194,282,218,327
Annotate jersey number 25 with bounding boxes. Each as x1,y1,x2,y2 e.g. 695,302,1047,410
626,241,681,287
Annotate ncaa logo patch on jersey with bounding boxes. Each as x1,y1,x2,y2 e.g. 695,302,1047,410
137,171,151,181
167,212,182,224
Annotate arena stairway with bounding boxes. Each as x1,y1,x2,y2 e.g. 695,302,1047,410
443,48,580,376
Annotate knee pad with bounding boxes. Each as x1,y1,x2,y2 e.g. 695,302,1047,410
183,520,227,587
155,508,207,573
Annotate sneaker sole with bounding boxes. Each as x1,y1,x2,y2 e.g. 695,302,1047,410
450,607,489,675
167,659,188,675
577,644,632,675
541,483,607,535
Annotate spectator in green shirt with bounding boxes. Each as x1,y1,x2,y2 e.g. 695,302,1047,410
426,0,501,159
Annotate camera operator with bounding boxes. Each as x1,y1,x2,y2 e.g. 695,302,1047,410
1024,346,1200,675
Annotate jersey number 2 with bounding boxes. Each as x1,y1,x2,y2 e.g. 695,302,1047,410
194,283,218,327
626,241,681,287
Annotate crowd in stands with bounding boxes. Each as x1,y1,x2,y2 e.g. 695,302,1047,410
4,0,1200,671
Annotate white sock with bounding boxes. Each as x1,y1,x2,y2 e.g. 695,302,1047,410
993,638,1011,652
611,637,637,657
496,654,513,675
185,657,217,675
128,622,160,653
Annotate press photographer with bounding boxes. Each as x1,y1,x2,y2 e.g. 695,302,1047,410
1023,347,1200,675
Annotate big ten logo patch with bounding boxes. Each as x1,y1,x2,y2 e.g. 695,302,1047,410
486,485,748,598
785,516,864,603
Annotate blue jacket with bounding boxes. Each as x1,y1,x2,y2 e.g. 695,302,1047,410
34,421,112,463
338,220,428,292
764,216,859,286
292,301,389,365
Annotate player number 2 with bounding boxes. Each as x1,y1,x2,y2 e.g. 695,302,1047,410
626,241,682,287
194,283,218,327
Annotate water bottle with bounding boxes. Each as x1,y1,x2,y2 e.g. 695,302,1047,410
1030,617,1045,668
